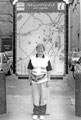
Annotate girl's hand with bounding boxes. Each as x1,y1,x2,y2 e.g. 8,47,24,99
29,76,32,86
30,81,32,86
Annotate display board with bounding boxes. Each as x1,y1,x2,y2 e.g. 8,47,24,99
15,1,66,77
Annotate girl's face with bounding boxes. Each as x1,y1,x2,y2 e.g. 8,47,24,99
37,47,44,56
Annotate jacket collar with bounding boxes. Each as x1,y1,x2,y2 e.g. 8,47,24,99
36,54,45,58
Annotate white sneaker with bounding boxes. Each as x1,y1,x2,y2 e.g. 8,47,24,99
39,115,45,120
33,115,38,120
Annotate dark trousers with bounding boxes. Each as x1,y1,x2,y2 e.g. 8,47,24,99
33,104,46,115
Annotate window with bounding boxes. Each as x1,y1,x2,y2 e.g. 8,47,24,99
2,54,7,63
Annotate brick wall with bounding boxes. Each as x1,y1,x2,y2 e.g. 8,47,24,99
0,0,13,37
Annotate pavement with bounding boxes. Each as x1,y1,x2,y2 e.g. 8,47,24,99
0,72,81,120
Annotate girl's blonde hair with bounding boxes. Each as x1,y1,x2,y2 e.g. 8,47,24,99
36,43,45,51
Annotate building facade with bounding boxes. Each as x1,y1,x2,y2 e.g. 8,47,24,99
0,0,80,52
68,0,80,52
0,0,13,51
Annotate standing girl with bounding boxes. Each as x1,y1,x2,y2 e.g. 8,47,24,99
27,43,52,120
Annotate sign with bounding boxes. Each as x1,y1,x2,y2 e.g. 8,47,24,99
15,1,66,77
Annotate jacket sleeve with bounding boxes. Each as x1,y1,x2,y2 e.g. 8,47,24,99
27,59,33,70
46,60,52,71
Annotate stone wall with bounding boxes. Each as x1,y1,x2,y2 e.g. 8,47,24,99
69,0,80,52
0,0,13,38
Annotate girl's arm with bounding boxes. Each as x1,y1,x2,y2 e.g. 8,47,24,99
28,69,32,85
47,71,51,81
46,71,51,87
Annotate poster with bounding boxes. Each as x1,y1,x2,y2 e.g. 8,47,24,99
16,2,66,77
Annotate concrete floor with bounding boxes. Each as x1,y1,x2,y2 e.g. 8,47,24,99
0,73,81,120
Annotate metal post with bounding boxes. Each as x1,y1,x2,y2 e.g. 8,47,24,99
13,5,16,74
65,3,69,74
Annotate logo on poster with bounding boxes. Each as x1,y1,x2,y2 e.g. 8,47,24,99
16,2,25,11
58,3,65,10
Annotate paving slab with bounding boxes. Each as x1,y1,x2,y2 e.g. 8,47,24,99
0,74,81,120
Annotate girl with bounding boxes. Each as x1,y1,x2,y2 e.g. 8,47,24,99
27,43,52,120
